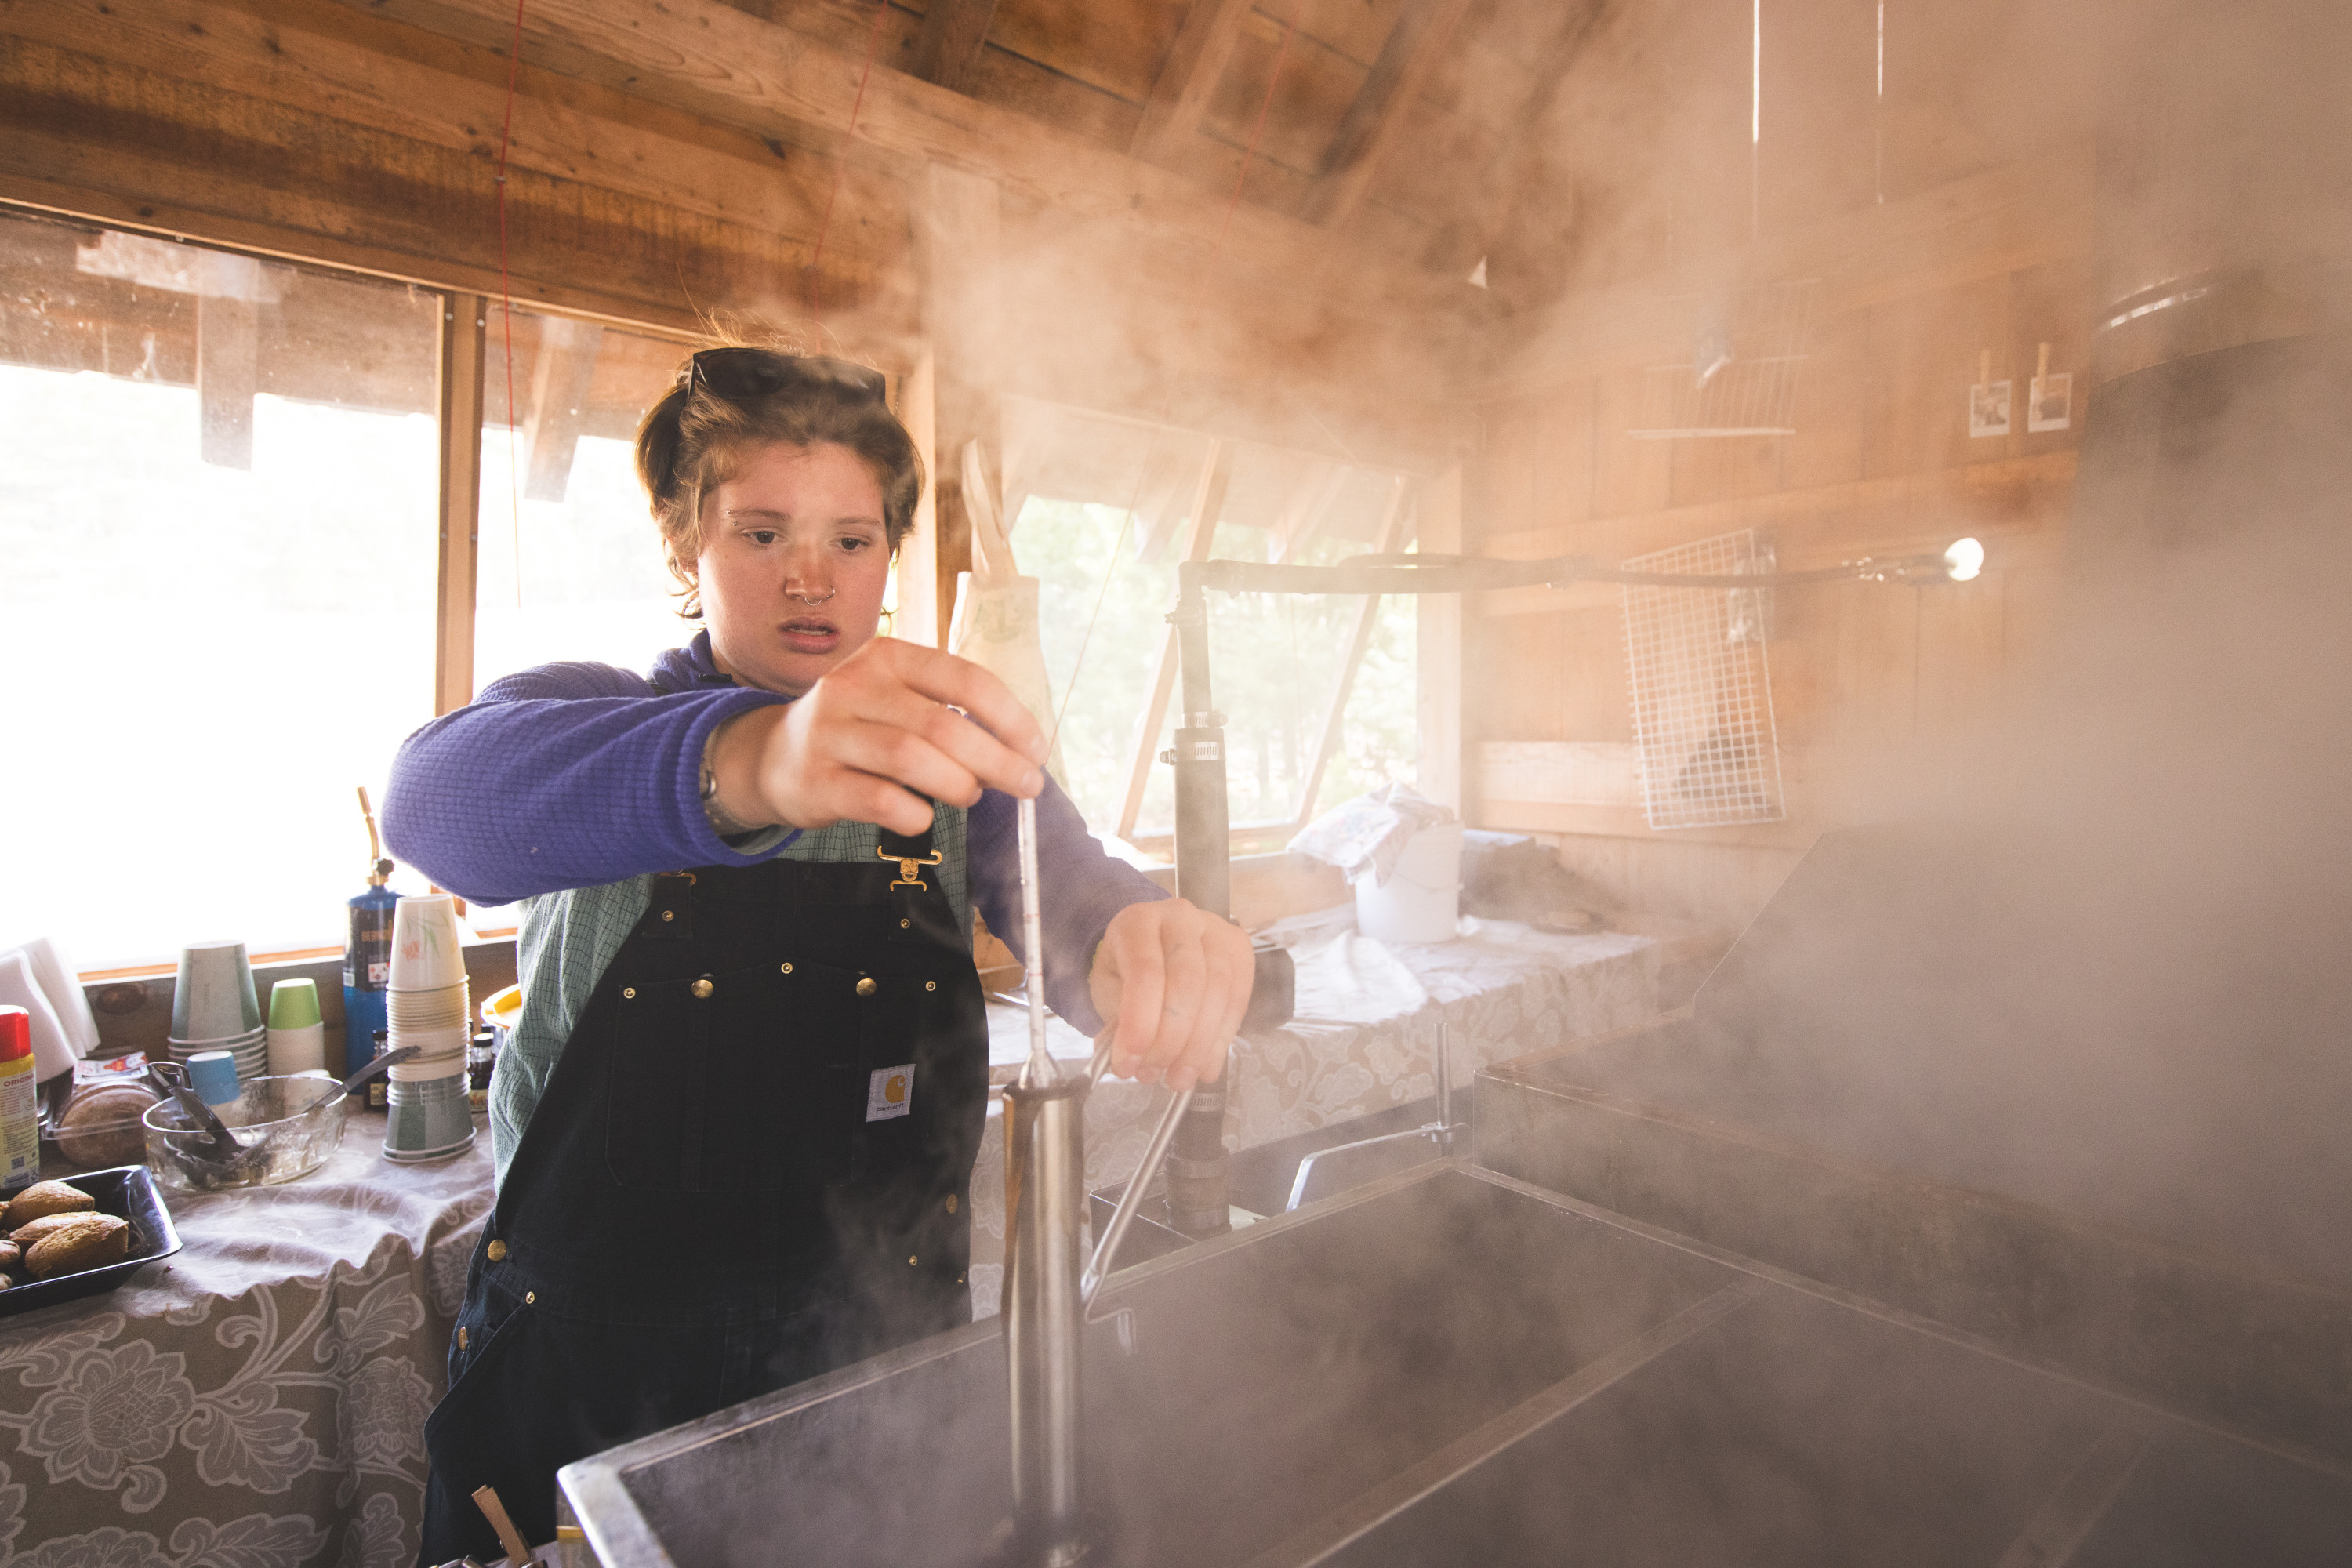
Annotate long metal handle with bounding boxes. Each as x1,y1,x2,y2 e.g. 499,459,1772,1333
1080,1084,1192,1305
1436,1022,1454,1154
1016,794,1054,1088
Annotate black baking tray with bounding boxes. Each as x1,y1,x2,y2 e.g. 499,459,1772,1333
2,1165,183,1317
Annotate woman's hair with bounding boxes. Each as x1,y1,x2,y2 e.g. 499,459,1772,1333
634,333,922,619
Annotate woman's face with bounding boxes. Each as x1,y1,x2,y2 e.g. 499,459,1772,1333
690,441,892,697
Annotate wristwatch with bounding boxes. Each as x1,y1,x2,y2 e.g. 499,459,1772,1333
699,716,764,837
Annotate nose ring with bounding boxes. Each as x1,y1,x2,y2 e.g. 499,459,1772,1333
794,588,836,607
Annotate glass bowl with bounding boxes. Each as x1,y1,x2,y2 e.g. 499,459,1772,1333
142,1074,350,1193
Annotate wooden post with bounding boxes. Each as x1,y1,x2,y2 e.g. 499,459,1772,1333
1415,464,1464,812
434,292,488,717
892,350,943,648
913,162,1004,648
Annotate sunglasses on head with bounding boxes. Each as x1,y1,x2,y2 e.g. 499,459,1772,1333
687,347,887,405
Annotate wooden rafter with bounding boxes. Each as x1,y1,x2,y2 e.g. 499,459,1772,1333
1301,0,1476,230
1129,0,1256,166
311,0,1465,318
909,0,1000,95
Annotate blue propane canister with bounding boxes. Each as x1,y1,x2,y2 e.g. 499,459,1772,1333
343,859,397,1094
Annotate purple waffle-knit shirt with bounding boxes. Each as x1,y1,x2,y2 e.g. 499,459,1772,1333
381,630,1163,1033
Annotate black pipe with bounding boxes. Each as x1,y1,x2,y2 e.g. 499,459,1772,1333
1184,552,1942,599
1163,573,1233,1237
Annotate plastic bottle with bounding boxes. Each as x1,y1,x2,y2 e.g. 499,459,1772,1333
345,789,398,1094
1,1005,38,1195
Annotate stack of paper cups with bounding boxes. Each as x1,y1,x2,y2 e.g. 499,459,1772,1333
165,941,269,1084
383,895,474,1161
267,979,326,1076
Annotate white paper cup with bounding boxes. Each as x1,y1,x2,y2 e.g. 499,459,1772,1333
172,940,262,1040
268,1022,326,1076
386,980,470,1029
168,1025,267,1051
388,895,466,990
387,1023,471,1073
383,1069,475,1161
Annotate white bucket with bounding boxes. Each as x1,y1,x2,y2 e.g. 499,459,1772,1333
1354,822,1465,945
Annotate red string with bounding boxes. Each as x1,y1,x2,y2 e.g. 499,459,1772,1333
493,0,528,610
808,0,895,328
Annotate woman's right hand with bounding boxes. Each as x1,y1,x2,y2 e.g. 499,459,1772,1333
703,637,1048,837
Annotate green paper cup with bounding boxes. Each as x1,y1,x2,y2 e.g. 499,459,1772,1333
267,978,321,1030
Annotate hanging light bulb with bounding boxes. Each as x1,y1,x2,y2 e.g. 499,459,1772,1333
1944,538,1985,582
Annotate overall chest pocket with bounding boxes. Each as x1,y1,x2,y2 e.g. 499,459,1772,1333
601,956,971,1196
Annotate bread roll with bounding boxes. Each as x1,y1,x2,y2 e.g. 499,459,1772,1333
55,1083,161,1169
3,1180,96,1229
26,1214,130,1279
11,1212,97,1249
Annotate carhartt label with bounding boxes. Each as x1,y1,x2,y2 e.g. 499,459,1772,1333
866,1065,915,1121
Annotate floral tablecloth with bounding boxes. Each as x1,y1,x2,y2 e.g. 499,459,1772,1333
966,909,1684,1316
0,1118,493,1568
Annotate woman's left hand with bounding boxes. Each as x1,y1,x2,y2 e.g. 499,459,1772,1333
1087,899,1256,1092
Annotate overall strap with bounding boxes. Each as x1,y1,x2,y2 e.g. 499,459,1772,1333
877,807,942,893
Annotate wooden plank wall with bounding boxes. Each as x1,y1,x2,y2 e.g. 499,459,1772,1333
1460,154,2095,927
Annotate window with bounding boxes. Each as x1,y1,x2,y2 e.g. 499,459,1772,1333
474,308,694,690
1007,400,1421,848
0,209,1425,966
0,211,444,963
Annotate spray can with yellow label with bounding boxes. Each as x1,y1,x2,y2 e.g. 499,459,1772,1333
1,1006,38,1196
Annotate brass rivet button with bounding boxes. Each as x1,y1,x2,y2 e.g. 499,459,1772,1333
855,977,877,997
690,978,715,999
900,918,911,929
457,1327,470,1350
925,980,936,992
908,1255,918,1267
660,909,674,922
945,1195,958,1214
486,1240,508,1261
525,1291,536,1305
621,987,636,1000
780,961,793,975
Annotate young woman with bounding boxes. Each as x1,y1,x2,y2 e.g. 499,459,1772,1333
385,346,1254,1563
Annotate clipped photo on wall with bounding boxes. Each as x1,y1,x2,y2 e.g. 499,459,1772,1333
1969,377,2013,438
2030,371,2072,432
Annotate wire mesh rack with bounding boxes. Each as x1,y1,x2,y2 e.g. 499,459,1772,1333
1629,278,1820,439
1620,528,1786,830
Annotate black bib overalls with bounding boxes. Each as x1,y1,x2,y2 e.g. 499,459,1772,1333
418,826,988,1563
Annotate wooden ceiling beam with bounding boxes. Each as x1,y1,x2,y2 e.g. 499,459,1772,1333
314,0,1470,320
1301,0,1475,230
1128,0,1254,166
908,0,1000,95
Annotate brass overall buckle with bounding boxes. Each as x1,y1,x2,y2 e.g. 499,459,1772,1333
880,846,943,891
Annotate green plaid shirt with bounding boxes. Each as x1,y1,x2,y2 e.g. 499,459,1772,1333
490,807,971,1189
